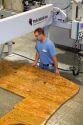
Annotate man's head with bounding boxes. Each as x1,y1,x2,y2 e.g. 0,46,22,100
34,28,46,41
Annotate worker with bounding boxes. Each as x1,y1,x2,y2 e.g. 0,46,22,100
32,28,60,75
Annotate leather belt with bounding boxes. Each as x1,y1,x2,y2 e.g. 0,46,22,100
42,64,54,67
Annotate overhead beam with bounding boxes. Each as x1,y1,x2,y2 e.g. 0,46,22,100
0,4,53,44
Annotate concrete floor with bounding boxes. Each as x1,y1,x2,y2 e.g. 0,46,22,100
0,88,23,117
0,33,83,125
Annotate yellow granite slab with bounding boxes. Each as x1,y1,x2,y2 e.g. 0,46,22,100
0,60,79,125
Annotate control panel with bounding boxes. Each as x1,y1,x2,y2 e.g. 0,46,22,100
71,20,83,40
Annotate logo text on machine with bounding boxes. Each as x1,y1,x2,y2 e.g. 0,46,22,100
29,15,48,26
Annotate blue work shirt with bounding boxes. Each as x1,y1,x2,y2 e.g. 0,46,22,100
36,39,56,64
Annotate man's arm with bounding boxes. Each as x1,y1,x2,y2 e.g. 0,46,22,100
32,51,39,66
52,56,60,75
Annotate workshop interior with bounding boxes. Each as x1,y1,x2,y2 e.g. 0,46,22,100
0,0,83,125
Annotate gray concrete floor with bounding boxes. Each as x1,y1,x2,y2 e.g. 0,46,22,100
0,33,83,125
0,88,23,117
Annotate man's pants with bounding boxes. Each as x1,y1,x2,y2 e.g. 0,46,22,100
39,63,55,73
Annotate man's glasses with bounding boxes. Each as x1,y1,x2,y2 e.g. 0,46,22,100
35,33,41,38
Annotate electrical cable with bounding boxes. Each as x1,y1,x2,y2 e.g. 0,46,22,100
62,4,71,10
13,52,35,62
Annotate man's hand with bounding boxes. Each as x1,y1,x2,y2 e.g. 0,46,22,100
52,56,60,75
55,68,60,75
32,61,37,67
32,51,39,67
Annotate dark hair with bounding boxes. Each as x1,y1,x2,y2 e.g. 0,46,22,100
34,28,45,35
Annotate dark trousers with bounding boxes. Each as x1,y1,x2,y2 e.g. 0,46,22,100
39,63,55,73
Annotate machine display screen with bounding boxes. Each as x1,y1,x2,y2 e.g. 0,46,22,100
80,23,83,29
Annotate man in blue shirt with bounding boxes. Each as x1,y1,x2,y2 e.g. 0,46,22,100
32,28,60,75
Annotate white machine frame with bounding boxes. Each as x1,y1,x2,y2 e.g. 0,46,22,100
0,2,83,44
0,3,82,52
